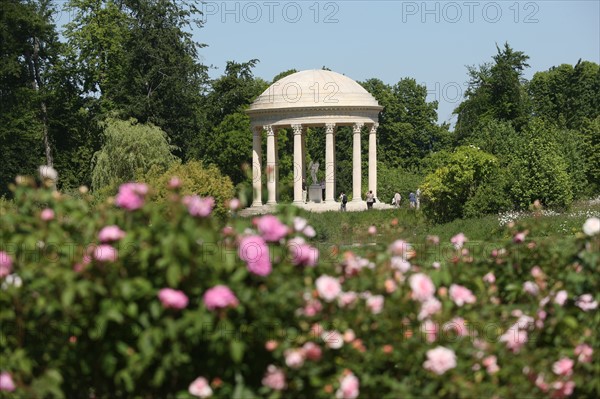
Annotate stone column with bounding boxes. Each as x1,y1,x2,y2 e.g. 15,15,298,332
325,123,336,202
265,125,277,205
368,123,378,199
301,127,307,182
292,124,304,204
352,123,364,202
252,126,263,207
276,128,283,202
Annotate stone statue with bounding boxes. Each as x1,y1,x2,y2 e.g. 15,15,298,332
308,161,319,185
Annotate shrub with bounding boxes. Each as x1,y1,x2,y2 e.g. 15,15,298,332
420,146,500,223
138,160,235,218
0,176,598,398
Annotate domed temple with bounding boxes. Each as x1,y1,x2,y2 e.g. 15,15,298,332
246,70,382,209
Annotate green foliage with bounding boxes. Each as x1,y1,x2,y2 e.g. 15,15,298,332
361,78,451,169
508,136,573,210
1,179,599,398
377,164,424,206
91,118,178,192
65,0,208,160
455,43,531,139
420,146,499,223
529,61,600,130
138,160,235,219
580,117,600,194
463,171,512,218
202,112,252,187
0,0,61,196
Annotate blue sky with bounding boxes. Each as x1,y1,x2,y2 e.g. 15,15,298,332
56,1,600,126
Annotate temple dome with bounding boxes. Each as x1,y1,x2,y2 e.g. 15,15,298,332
247,69,382,112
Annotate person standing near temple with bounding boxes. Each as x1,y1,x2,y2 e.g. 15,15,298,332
366,190,375,210
416,188,421,210
393,192,401,208
409,192,416,209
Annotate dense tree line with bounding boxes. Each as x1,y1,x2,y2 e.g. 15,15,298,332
1,1,598,221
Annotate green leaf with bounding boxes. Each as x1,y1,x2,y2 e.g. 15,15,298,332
230,340,245,364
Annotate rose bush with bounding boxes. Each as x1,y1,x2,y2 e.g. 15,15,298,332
0,176,598,398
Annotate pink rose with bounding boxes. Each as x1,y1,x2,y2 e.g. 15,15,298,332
289,241,319,267
262,365,286,391
343,329,356,343
482,355,500,374
158,288,189,310
0,252,13,278
284,349,305,369
238,235,272,276
575,294,598,311
0,371,15,392
315,275,342,302
368,225,377,235
115,182,148,211
523,281,539,296
531,266,544,278
451,233,467,249
483,272,495,284
336,372,359,399
443,317,469,337
409,273,436,302
366,295,384,314
93,245,118,262
423,346,457,375
554,290,568,306
574,344,593,363
389,240,411,257
98,225,126,242
513,231,527,243
553,381,575,397
449,284,476,306
552,357,574,376
303,342,322,361
182,195,214,217
391,256,411,273
228,198,241,211
385,279,397,293
40,208,55,221
500,329,528,353
265,340,278,351
203,285,239,311
418,297,442,320
188,376,213,398
421,319,438,343
168,176,181,189
303,299,322,317
338,291,358,308
255,215,288,242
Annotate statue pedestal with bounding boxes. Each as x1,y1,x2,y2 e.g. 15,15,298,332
308,185,323,203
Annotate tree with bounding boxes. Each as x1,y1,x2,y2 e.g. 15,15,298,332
91,118,178,192
201,60,267,131
454,43,530,139
0,0,63,196
64,0,209,160
361,78,450,170
529,61,599,130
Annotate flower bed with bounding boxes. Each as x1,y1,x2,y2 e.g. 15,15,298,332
1,175,599,398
